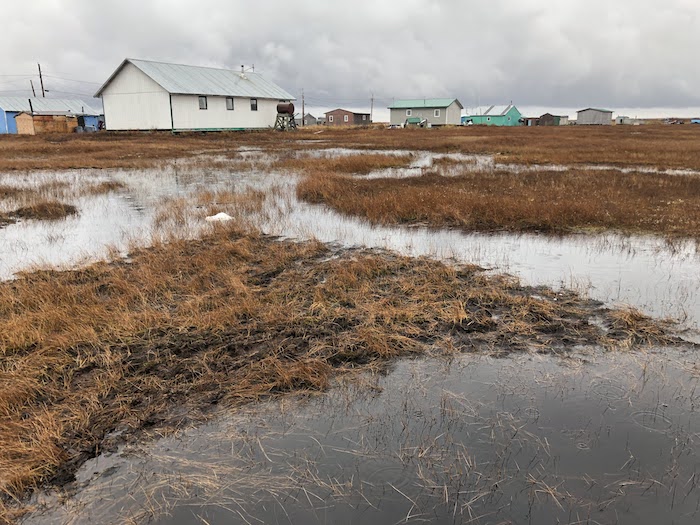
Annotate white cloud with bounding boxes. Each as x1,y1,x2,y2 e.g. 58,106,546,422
1,0,699,113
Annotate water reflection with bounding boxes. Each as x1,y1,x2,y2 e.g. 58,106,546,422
1,154,699,329
23,349,700,524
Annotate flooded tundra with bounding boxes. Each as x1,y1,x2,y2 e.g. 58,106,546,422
1,146,699,524
23,350,700,524
1,151,699,327
0,149,700,328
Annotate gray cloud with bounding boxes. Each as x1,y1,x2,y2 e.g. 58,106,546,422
2,0,700,113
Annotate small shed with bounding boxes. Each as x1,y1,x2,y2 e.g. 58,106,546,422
577,108,613,126
15,113,79,135
296,113,318,126
539,113,569,126
616,116,644,125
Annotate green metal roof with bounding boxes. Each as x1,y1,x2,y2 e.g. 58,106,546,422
388,98,462,109
405,117,423,124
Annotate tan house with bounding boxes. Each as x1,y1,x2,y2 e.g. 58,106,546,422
324,108,371,126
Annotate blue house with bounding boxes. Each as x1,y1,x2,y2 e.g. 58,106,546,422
0,97,103,134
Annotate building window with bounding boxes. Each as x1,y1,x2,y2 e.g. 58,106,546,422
487,117,491,121
434,109,440,118
344,115,349,122
329,115,334,123
226,97,234,110
198,96,207,110
362,115,367,121
250,98,258,111
406,109,412,117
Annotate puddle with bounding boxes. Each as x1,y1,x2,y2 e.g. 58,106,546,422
22,349,700,524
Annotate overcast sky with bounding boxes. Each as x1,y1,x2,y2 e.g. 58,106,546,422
2,0,700,119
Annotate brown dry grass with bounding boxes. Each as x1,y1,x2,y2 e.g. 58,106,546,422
0,200,77,228
273,153,412,174
2,125,700,171
0,226,681,522
10,201,77,221
297,168,700,237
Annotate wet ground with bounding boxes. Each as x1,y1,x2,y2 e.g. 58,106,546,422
1,151,698,327
2,149,699,523
23,349,700,524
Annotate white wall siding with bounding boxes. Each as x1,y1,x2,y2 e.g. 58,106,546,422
101,63,171,130
171,95,279,130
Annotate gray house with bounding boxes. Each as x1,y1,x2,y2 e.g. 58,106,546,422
388,98,463,126
577,108,613,125
295,113,318,126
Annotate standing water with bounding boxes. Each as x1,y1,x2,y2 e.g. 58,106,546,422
2,150,699,524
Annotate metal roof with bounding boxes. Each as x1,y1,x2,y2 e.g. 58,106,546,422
577,108,613,113
485,104,511,116
388,98,463,109
324,108,370,116
95,59,295,100
0,97,103,115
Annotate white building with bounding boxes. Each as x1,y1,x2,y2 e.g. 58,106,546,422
95,59,295,131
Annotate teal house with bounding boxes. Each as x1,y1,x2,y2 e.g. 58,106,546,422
464,104,522,126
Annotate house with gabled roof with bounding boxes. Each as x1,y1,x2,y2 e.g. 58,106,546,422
324,109,371,126
95,59,295,131
466,104,522,126
388,99,463,127
295,113,318,126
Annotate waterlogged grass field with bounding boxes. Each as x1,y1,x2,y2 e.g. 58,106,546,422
1,127,699,523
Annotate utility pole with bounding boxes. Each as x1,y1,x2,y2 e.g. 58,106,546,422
370,93,374,123
301,88,305,126
37,63,45,97
30,80,36,97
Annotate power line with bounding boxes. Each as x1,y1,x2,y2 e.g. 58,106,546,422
45,89,98,97
43,75,102,85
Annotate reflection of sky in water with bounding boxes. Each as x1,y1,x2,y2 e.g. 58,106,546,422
23,350,700,525
1,155,699,330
